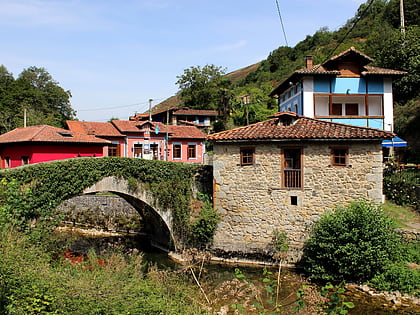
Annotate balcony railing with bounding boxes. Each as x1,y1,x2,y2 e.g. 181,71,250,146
284,169,302,188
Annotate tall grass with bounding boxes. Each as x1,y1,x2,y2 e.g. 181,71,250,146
0,229,209,314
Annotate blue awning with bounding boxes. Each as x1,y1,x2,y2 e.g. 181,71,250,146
382,135,407,148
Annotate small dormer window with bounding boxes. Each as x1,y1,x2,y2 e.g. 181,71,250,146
58,132,73,137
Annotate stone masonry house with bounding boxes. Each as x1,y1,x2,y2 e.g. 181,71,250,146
207,112,394,262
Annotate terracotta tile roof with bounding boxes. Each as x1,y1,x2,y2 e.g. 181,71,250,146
156,123,206,139
111,120,206,139
66,121,124,137
207,113,394,142
0,125,110,144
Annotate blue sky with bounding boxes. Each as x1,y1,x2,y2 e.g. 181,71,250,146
1,0,365,122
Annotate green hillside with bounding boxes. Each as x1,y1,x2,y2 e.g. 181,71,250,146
159,0,419,161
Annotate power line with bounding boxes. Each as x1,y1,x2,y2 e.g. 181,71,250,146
77,98,164,112
275,0,289,47
321,0,375,64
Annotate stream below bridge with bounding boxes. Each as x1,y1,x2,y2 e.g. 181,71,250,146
55,228,419,315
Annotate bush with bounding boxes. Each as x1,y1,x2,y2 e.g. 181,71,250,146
369,262,420,294
384,170,419,207
190,196,219,248
301,200,401,283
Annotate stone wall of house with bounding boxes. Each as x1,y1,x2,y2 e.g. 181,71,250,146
212,141,384,262
57,195,142,233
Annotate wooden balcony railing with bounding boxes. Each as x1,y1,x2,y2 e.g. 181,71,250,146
284,169,302,188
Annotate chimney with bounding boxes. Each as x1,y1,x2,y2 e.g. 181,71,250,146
305,55,313,70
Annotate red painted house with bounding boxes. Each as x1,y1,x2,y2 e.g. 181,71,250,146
66,121,125,157
0,125,110,168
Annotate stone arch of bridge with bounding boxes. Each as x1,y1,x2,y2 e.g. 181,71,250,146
82,176,177,251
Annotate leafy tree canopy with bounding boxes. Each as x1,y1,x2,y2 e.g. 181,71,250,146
0,66,75,134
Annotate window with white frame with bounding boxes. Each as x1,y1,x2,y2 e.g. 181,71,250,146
187,144,196,159
173,143,182,159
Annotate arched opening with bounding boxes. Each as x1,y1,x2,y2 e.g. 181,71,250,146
57,191,175,252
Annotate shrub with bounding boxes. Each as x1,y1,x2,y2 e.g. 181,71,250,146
301,200,401,283
369,262,420,294
189,196,219,248
384,170,419,207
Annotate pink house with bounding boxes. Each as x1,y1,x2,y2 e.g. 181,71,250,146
111,120,206,163
0,125,110,168
67,120,207,163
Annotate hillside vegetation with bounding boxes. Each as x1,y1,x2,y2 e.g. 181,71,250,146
161,0,420,161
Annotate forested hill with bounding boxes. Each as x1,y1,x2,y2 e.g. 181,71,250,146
157,0,419,161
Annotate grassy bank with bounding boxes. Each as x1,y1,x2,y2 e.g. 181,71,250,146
0,229,209,314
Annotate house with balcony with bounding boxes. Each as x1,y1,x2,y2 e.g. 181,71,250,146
269,47,407,150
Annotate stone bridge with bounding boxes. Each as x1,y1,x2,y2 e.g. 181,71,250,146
0,157,213,252
81,176,176,250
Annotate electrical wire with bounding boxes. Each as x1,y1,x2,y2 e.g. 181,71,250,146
275,0,289,47
321,0,375,64
77,98,164,112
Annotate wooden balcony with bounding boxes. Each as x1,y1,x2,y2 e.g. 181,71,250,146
284,169,302,188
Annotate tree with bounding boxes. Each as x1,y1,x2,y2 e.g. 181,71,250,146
0,66,75,133
375,26,420,103
176,64,228,110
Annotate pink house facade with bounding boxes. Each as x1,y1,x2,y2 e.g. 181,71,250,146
67,120,207,163
0,125,110,168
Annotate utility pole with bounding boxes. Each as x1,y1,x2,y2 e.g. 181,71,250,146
148,99,153,121
23,108,27,128
400,0,406,35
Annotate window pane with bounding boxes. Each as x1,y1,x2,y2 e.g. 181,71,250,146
187,145,196,159
240,148,254,165
345,103,358,116
173,144,181,159
332,103,342,115
133,144,142,158
332,148,347,166
108,144,118,156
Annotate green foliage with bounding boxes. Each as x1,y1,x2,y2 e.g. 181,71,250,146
176,64,227,111
272,229,289,253
384,170,420,207
375,26,420,104
0,179,33,232
0,65,75,133
369,262,420,294
320,283,355,315
301,200,401,283
0,229,208,314
0,157,213,248
189,195,220,248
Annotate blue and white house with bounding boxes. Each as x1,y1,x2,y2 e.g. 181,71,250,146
270,47,407,143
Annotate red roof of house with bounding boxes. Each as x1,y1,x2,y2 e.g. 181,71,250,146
66,121,124,137
111,120,206,139
0,125,110,144
207,112,394,142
